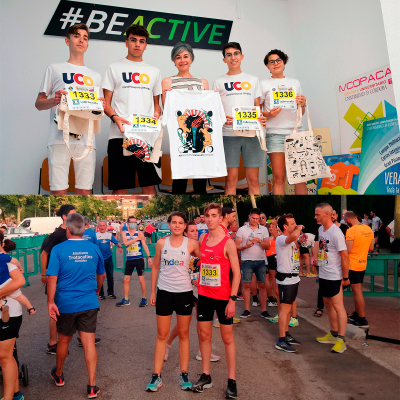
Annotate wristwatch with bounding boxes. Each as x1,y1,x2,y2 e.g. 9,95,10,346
110,114,118,123
343,277,349,281
229,295,238,301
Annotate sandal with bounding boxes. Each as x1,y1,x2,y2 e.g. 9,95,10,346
313,309,323,318
27,307,36,315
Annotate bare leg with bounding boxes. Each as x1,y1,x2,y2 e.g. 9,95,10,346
243,282,251,311
123,275,131,299
154,315,172,375
197,321,213,375
0,338,18,400
245,167,261,195
330,288,347,336
79,331,97,386
76,189,91,195
292,300,297,318
294,182,308,195
166,324,179,346
177,314,192,373
225,167,239,195
269,153,286,195
142,186,157,195
278,303,292,337
304,254,311,275
220,324,236,379
14,293,35,313
49,317,57,345
351,283,365,318
56,334,73,376
138,275,146,298
257,282,267,312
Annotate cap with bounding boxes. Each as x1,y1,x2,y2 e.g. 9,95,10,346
56,204,76,217
222,207,235,217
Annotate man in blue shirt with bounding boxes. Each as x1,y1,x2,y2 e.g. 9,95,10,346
47,213,105,398
96,220,122,300
83,216,98,245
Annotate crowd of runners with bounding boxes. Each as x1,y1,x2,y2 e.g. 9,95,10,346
0,203,391,399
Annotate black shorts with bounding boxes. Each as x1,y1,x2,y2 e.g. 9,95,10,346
349,270,365,285
374,231,379,238
0,315,22,341
107,138,161,190
144,231,152,238
56,308,99,336
156,289,194,316
299,246,309,255
278,282,299,304
197,294,232,325
125,258,145,276
267,255,277,271
319,278,342,298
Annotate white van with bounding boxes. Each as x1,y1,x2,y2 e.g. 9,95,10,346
19,217,62,235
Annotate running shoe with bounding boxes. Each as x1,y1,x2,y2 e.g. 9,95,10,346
275,339,297,353
348,317,369,328
51,366,65,386
331,338,347,353
12,393,24,400
306,273,317,278
213,319,220,328
98,295,106,300
286,333,301,345
77,338,101,347
146,374,162,392
252,301,260,307
289,317,299,327
225,378,238,399
316,332,337,344
268,299,278,307
164,344,171,361
107,294,117,299
261,311,272,319
139,298,148,307
47,343,57,355
180,372,192,391
237,295,244,301
192,373,213,393
299,272,306,276
240,310,251,318
233,317,241,324
196,350,221,362
116,298,130,307
348,311,358,322
269,314,279,323
87,385,100,398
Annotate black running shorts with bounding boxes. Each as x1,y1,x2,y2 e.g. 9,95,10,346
107,138,161,190
349,270,365,285
299,246,309,255
125,258,145,276
144,231,152,238
278,282,299,304
156,289,194,316
197,294,232,325
56,308,99,336
267,255,277,271
0,315,22,341
319,278,342,298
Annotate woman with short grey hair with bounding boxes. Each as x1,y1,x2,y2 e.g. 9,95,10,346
162,42,209,194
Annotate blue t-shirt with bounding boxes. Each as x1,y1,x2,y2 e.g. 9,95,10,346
83,229,98,245
0,253,12,285
47,239,105,314
96,231,119,260
124,230,143,259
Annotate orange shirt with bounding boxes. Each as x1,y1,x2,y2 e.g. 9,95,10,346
266,237,276,257
346,224,374,271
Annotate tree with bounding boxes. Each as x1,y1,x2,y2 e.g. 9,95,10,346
0,195,34,223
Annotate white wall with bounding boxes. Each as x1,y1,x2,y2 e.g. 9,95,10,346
0,0,394,194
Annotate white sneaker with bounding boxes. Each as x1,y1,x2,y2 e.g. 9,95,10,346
252,301,260,307
196,350,220,362
164,344,171,361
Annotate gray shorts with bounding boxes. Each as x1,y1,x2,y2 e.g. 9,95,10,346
223,136,265,168
56,308,99,336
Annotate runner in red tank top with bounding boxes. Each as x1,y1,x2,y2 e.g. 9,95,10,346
192,203,240,399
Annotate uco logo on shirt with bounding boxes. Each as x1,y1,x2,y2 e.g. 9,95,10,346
122,72,151,84
224,82,251,91
63,73,94,86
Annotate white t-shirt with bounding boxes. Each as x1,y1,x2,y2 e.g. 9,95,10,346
101,59,162,140
260,77,303,135
362,218,372,226
275,235,300,285
213,72,261,137
371,216,382,232
317,224,347,280
162,90,227,179
387,220,395,243
39,62,102,147
0,264,23,319
236,224,269,261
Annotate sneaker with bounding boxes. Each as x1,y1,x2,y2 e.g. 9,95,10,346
180,372,192,390
316,332,337,344
139,298,148,307
331,338,347,353
269,314,279,323
77,337,101,347
232,317,241,324
196,350,221,362
252,301,260,307
237,295,244,301
116,298,131,307
268,300,278,307
225,378,238,399
87,385,100,398
107,294,117,299
164,344,171,361
306,273,317,278
213,319,220,328
47,343,57,355
98,295,106,300
286,333,301,345
275,339,297,353
348,311,358,322
289,317,299,327
146,374,163,392
50,366,65,386
240,310,251,319
299,272,306,276
348,317,369,328
261,311,272,319
192,373,213,393
12,392,24,400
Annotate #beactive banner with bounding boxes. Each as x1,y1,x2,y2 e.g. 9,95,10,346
337,65,397,155
358,116,400,195
44,0,232,51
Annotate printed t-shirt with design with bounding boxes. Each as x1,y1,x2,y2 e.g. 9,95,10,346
39,62,102,147
275,235,300,285
371,216,382,232
213,73,261,137
317,224,347,281
0,253,12,285
47,239,105,314
346,224,374,271
83,228,98,245
387,220,394,243
236,224,269,261
0,264,23,319
198,234,231,300
101,59,162,140
124,230,143,259
188,255,201,296
96,231,119,260
197,223,209,240
259,77,303,135
162,89,227,179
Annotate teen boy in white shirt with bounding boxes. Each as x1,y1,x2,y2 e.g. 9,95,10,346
35,24,105,194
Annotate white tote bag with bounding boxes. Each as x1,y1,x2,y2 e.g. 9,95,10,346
284,105,332,184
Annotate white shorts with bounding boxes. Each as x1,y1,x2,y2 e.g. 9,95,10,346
48,144,96,191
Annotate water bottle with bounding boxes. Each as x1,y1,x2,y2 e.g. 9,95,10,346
248,232,254,243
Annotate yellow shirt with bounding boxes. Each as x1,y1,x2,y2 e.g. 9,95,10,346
346,224,374,271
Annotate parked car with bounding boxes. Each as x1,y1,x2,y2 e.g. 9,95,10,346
157,222,170,233
4,227,38,239
19,217,62,235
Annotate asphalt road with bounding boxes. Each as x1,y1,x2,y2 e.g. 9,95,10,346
1,271,399,400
